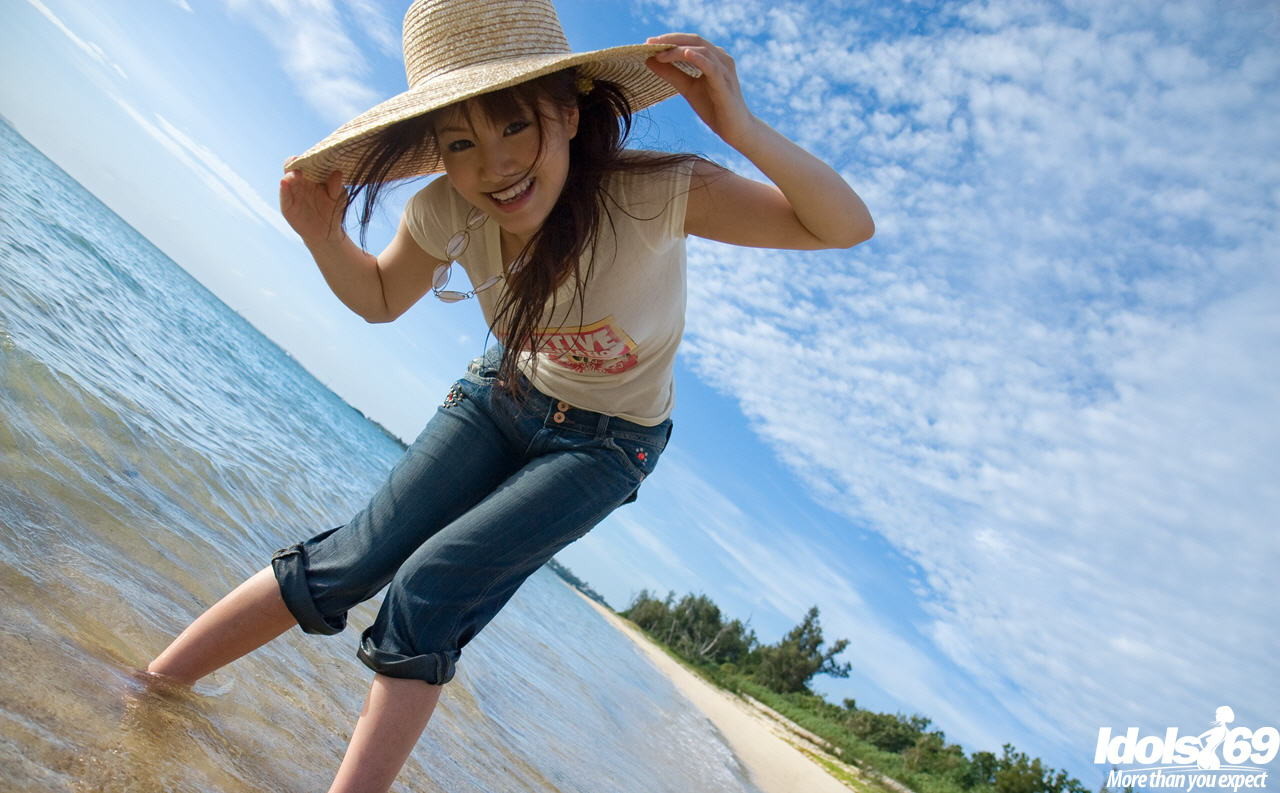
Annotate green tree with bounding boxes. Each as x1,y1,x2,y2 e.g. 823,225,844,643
995,745,1046,793
992,744,1089,793
622,589,674,631
696,614,756,665
845,710,930,753
904,730,967,776
623,590,758,665
665,593,726,658
751,606,850,693
962,749,1000,788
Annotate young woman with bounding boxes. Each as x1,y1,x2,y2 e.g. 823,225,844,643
145,0,872,790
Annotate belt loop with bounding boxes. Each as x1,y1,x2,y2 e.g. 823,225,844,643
595,411,610,438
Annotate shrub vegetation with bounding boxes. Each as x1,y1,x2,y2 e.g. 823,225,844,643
617,588,1092,793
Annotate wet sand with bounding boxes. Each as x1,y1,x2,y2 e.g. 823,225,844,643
572,589,859,793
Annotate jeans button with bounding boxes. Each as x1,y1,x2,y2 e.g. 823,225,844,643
556,401,571,412
552,411,566,423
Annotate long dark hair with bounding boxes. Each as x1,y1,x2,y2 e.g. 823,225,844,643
342,68,705,401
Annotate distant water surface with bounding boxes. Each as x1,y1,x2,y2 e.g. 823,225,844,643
0,119,762,793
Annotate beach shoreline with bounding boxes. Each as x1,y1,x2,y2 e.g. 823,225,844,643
570,587,862,793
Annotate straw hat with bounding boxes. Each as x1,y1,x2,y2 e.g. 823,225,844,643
284,0,682,183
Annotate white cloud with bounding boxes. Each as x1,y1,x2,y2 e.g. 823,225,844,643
640,0,1280,769
108,95,294,239
345,0,401,58
24,0,129,80
221,0,393,124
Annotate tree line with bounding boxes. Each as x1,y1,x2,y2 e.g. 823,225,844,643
622,589,849,693
619,589,1092,793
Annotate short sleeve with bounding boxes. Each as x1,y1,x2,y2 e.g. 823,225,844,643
611,155,695,252
660,158,694,241
402,175,454,261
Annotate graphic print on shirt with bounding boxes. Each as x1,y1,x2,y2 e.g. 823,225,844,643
534,316,637,375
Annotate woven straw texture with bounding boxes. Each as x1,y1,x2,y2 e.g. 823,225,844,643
285,0,680,184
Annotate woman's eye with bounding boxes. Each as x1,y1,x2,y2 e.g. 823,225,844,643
445,139,473,153
504,121,530,135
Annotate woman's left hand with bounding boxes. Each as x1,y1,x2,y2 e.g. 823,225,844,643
645,34,760,148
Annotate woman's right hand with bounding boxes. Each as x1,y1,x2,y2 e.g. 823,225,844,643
279,168,348,244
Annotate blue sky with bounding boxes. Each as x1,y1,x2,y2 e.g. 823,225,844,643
3,0,1278,786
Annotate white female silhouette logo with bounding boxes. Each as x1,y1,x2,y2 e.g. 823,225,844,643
1194,705,1235,770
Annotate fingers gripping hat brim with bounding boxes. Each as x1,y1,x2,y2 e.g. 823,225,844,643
285,44,679,185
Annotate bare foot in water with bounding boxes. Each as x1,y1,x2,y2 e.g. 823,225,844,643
126,666,188,695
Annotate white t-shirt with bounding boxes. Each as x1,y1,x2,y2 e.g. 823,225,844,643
404,153,693,426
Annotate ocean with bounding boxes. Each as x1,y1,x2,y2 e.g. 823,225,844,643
0,118,762,793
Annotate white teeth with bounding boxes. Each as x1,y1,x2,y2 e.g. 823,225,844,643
490,177,532,203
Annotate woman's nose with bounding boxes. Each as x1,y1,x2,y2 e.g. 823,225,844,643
480,143,521,183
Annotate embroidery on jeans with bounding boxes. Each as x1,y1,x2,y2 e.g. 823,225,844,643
442,383,464,409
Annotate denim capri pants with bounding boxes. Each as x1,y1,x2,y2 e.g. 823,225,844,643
269,345,672,685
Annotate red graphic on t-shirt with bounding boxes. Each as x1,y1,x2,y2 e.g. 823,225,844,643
534,317,637,374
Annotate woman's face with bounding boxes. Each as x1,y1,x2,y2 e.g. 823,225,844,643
435,98,579,247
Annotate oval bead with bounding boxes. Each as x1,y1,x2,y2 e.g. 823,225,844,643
432,263,452,290
445,230,469,260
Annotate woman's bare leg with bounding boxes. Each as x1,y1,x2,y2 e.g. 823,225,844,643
327,674,443,793
146,565,296,684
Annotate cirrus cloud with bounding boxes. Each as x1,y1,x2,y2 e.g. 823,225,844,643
640,0,1280,773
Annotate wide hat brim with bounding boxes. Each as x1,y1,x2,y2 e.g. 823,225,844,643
285,43,680,184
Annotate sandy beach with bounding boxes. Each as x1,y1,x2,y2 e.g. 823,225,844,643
572,589,863,793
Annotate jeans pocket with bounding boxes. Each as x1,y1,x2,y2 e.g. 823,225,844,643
603,434,666,482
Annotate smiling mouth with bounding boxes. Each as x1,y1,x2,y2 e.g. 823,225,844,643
488,176,535,206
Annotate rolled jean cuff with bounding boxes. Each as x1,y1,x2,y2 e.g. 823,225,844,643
271,542,347,636
357,629,460,685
